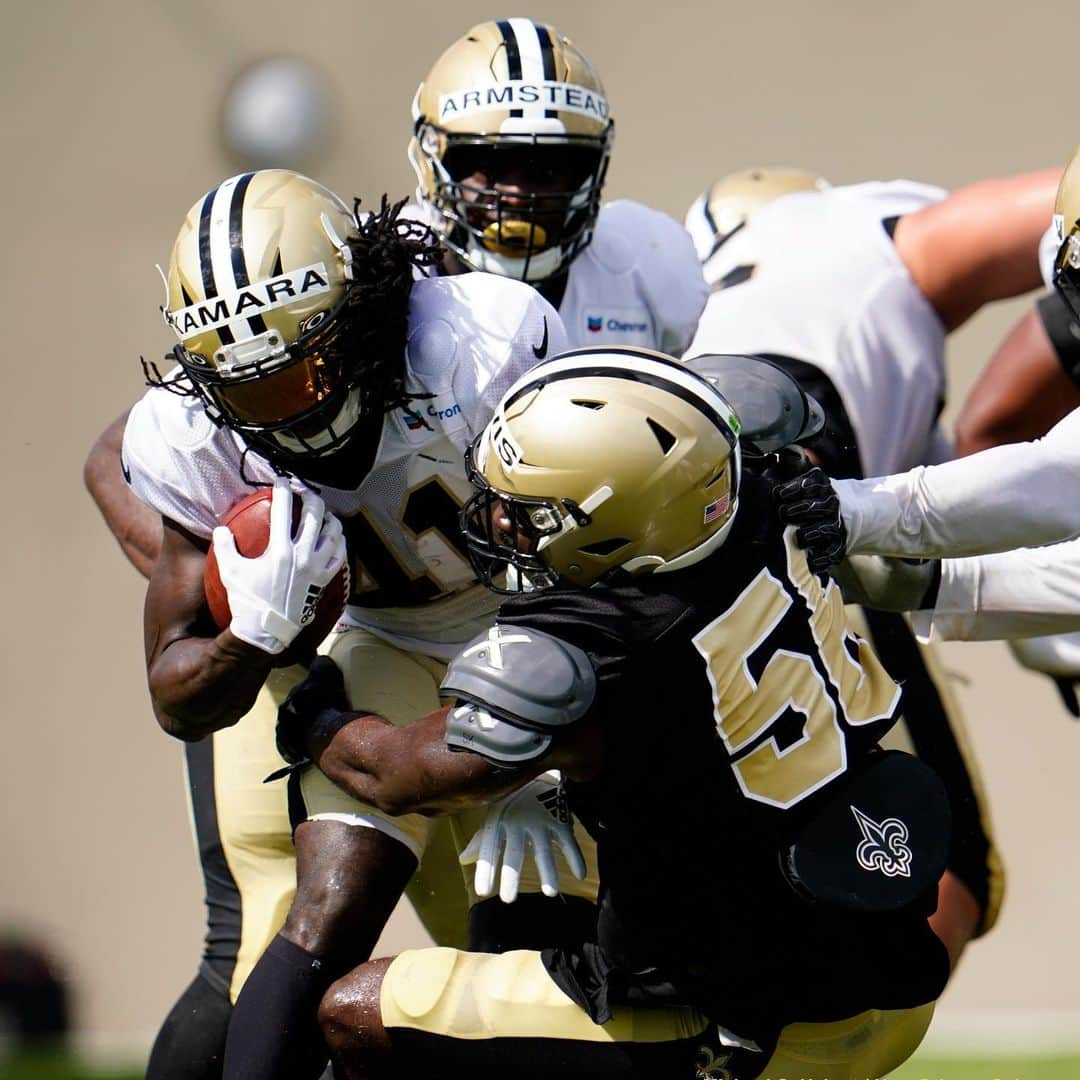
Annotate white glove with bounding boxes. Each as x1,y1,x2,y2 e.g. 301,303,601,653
460,772,587,903
212,478,348,655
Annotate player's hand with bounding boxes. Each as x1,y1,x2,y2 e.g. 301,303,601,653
773,466,848,573
276,655,351,764
212,478,347,655
460,772,586,903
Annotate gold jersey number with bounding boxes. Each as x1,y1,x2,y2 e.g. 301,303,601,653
692,529,899,808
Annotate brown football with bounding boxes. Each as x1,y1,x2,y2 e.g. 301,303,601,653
204,488,349,667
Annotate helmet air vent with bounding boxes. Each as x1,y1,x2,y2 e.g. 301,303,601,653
571,399,606,410
579,537,629,556
646,418,676,454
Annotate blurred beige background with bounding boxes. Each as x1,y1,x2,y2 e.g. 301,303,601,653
3,0,1079,1064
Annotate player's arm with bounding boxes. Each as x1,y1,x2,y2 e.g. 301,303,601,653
144,516,278,741
83,410,162,578
893,167,1060,331
305,702,556,816
953,298,1080,456
278,627,599,816
910,538,1080,642
146,481,348,741
776,405,1080,568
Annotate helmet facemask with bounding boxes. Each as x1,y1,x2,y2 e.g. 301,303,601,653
1053,220,1080,323
420,129,610,282
409,19,614,285
171,293,366,470
462,349,743,595
461,437,595,593
1052,147,1080,323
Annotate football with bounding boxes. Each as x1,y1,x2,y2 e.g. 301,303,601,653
204,488,349,667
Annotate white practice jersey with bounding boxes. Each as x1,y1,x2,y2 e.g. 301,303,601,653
686,180,948,478
123,274,567,658
557,200,706,354
913,538,1080,643
836,404,1080,561
406,199,707,355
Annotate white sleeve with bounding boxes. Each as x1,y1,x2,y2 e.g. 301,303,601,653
836,405,1080,558
1009,632,1080,677
912,538,1080,641
121,388,257,538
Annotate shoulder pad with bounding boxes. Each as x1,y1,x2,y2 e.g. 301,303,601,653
441,625,596,731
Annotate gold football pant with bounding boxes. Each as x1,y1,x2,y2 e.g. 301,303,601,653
186,627,602,1002
184,666,303,1003
377,947,936,1079
301,628,600,945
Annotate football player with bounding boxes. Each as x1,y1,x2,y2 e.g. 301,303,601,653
120,169,572,1080
948,149,1080,713
275,348,951,1080
407,18,706,354
681,164,1058,968
85,21,707,1076
775,148,1080,569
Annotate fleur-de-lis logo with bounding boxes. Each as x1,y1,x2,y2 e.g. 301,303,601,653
851,804,913,878
695,1045,733,1080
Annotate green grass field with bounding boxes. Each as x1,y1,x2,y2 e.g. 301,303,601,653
890,1055,1080,1080
4,1050,1079,1079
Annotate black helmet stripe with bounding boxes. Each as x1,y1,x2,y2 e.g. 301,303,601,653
499,19,558,121
496,20,524,117
535,22,559,119
197,183,233,344
227,172,268,337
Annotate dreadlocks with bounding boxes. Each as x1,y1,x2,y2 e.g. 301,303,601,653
343,195,443,417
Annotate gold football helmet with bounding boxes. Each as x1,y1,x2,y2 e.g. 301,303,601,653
1052,146,1080,321
685,167,831,264
161,169,431,479
462,348,742,591
409,19,613,283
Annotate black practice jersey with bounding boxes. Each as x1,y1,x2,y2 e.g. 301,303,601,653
495,476,949,1047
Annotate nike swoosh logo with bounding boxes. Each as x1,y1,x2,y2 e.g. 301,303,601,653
121,457,132,485
532,317,549,359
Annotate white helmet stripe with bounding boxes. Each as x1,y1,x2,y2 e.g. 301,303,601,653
508,18,548,87
206,174,258,342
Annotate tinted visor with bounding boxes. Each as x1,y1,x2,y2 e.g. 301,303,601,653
442,142,601,191
209,349,347,426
